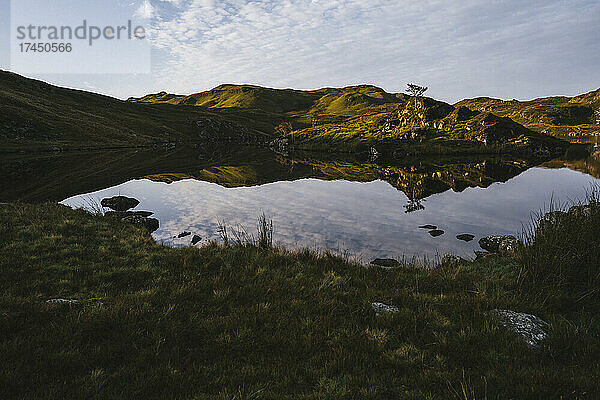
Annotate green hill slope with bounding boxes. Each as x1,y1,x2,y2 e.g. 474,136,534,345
130,84,407,128
456,89,600,139
0,71,266,152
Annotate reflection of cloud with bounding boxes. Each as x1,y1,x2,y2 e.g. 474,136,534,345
60,168,600,260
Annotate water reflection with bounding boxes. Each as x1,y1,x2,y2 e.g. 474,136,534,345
62,167,599,260
2,146,599,259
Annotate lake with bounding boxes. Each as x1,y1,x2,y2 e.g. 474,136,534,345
3,147,599,261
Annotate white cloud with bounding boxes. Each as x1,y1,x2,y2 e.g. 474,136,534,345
135,0,155,19
35,0,599,101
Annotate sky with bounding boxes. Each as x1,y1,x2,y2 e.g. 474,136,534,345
0,0,599,102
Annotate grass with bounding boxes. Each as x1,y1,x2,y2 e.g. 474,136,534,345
517,189,600,313
0,198,599,399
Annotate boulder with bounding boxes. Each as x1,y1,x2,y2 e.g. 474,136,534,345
370,258,401,268
479,235,517,253
101,196,140,212
178,231,191,238
495,310,550,350
191,235,202,245
429,229,445,237
121,214,159,233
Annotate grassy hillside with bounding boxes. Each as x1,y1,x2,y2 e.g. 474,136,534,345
0,71,268,152
457,89,600,140
282,97,569,156
131,84,407,134
1,70,597,152
0,199,598,399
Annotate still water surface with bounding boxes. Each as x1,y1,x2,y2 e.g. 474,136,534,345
61,166,599,261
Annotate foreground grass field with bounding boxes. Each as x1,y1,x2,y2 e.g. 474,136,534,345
0,201,599,399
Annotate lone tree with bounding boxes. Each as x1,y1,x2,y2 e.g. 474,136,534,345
406,83,428,101
405,83,428,123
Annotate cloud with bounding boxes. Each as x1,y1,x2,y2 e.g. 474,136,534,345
65,0,600,101
134,0,156,19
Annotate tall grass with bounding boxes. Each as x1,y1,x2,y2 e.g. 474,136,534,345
217,214,274,249
517,186,600,311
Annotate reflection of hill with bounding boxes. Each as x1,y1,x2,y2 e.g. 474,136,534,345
541,154,600,180
1,146,586,203
145,154,541,200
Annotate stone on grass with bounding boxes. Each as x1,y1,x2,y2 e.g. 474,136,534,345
495,310,550,350
46,299,79,305
372,302,399,315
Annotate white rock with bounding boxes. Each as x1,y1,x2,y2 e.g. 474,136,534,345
496,309,550,350
46,299,79,305
372,302,399,315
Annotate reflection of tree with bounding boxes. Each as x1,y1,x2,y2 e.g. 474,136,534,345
404,199,425,213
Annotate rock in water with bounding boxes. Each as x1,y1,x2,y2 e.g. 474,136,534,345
456,234,475,242
178,231,191,238
495,310,550,350
479,235,517,253
370,258,401,268
101,196,140,212
121,214,159,233
429,229,445,237
372,302,399,315
191,235,202,245
419,225,437,230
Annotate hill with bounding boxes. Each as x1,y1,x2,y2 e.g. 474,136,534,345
130,84,407,129
0,71,266,152
456,89,600,140
0,70,594,153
